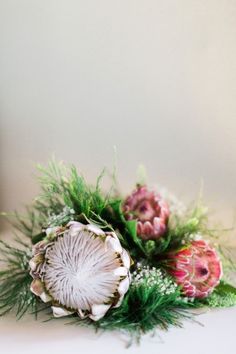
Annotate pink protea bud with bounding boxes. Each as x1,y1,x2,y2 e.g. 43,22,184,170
123,185,170,240
166,240,223,298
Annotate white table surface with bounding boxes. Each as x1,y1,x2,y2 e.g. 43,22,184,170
0,307,236,354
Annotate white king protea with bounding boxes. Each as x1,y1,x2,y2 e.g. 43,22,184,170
29,222,131,321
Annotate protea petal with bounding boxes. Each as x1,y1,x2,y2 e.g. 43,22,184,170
120,249,131,269
29,222,131,321
30,279,52,303
166,240,222,299
123,185,169,240
51,306,75,318
105,235,123,253
118,276,130,296
89,304,111,321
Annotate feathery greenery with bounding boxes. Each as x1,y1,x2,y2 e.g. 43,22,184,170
0,159,235,336
0,239,37,318
68,270,196,340
197,281,236,308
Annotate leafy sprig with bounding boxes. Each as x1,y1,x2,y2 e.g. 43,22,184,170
68,269,197,341
0,158,235,336
0,240,37,318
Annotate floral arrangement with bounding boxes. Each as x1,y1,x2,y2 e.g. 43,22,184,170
0,160,236,342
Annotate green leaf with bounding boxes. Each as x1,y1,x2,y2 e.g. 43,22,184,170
109,199,147,256
109,199,123,218
196,281,236,308
32,232,45,245
215,281,236,296
125,220,146,255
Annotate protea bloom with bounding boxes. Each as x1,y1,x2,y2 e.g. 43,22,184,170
166,240,223,298
29,222,131,321
123,185,169,240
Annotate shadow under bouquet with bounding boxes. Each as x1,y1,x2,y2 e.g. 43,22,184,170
0,160,236,340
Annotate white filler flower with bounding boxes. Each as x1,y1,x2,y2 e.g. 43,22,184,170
29,222,131,321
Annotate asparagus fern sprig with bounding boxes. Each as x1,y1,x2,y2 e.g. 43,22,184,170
0,239,37,319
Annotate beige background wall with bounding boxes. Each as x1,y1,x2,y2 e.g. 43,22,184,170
0,1,236,229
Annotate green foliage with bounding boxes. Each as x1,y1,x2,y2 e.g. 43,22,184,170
3,160,117,245
0,240,37,318
0,159,235,336
35,160,112,224
197,281,236,308
105,199,153,259
70,275,196,337
107,198,210,261
68,265,197,338
1,159,218,260
156,205,208,254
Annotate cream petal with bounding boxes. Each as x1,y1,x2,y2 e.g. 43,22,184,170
86,224,105,235
69,221,106,236
30,279,44,297
113,294,124,309
78,309,86,319
89,304,111,321
29,259,38,272
120,249,131,269
113,267,128,276
118,276,130,296
29,254,43,271
51,306,74,318
68,221,83,227
68,221,84,235
108,232,119,241
30,279,51,303
32,240,47,255
40,292,52,303
105,236,122,254
89,314,102,321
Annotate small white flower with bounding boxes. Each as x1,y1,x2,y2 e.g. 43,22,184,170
192,233,203,241
131,264,177,295
47,206,76,228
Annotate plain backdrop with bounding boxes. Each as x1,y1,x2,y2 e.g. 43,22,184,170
0,0,236,221
0,1,236,353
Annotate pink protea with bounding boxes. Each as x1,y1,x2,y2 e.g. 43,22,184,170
167,240,223,298
123,185,169,240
